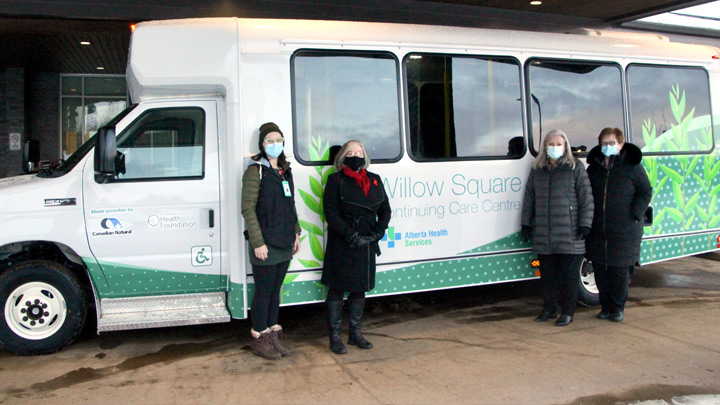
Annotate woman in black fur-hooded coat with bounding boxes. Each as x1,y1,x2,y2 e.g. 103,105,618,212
585,127,652,322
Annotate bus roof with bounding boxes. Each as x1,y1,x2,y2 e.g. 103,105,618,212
128,17,720,102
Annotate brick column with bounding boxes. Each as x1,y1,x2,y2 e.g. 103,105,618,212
30,72,60,164
0,68,25,178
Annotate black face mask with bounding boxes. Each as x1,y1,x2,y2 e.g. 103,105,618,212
345,156,364,171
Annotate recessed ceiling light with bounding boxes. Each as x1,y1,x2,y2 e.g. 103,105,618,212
96,67,105,70
530,1,542,5
80,41,90,45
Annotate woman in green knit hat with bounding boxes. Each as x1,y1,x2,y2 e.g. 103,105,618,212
241,122,301,360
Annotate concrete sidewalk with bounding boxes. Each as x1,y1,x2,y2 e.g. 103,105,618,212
1,255,719,404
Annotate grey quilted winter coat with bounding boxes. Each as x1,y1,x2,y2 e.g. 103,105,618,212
521,160,594,255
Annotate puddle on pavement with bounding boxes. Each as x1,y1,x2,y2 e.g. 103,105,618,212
451,305,539,323
15,338,236,394
568,384,719,404
633,260,720,290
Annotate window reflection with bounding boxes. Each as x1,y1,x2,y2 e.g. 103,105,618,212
627,65,712,153
405,54,524,159
527,60,624,153
293,51,401,163
115,108,205,180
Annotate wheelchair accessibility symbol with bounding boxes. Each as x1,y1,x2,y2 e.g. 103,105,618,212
191,246,213,266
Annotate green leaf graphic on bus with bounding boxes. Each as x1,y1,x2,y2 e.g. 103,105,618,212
641,84,718,236
295,135,335,273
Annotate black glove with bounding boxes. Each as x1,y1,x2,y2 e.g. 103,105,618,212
347,231,360,244
368,231,382,242
521,226,532,242
350,235,375,249
578,226,591,240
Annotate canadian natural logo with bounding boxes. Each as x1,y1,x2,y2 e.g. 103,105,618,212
92,218,132,236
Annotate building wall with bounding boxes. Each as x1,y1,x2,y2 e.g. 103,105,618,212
0,69,5,178
0,68,25,178
0,70,60,179
30,72,60,165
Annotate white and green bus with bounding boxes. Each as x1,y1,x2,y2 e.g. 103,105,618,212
1,18,718,355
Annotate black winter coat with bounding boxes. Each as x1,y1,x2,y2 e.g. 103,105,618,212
321,171,392,292
585,143,652,266
521,160,594,255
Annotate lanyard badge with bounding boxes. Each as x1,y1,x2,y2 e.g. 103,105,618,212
282,180,291,197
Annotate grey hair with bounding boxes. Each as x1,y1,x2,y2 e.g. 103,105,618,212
333,140,371,171
533,129,576,170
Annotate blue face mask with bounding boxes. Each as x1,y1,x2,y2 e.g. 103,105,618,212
601,144,618,157
547,146,564,160
265,143,284,158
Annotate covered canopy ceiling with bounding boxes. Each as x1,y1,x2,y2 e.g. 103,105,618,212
0,0,713,74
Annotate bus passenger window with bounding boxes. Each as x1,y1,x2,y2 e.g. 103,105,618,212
292,51,402,164
404,53,524,160
627,64,713,154
526,60,623,155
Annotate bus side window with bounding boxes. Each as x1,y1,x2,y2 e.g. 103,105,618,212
526,59,624,155
627,64,713,154
292,50,402,165
115,107,205,180
405,53,524,160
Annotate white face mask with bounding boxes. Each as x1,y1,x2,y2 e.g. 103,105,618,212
547,145,564,160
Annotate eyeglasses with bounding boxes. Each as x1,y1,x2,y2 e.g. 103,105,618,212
264,138,284,145
345,151,365,158
601,141,617,147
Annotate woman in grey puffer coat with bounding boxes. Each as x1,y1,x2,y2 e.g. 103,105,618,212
521,129,594,326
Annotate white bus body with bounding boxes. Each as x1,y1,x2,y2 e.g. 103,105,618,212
0,18,718,354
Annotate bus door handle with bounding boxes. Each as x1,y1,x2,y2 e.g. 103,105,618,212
209,209,215,228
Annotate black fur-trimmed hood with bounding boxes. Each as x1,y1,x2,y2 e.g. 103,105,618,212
587,142,643,167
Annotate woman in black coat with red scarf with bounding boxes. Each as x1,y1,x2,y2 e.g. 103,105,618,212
586,127,652,322
322,140,391,355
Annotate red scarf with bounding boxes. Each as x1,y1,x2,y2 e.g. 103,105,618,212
342,167,370,196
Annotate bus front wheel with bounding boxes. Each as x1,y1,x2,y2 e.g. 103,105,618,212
0,261,88,355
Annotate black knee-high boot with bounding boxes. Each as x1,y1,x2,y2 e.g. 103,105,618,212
327,300,347,354
348,297,373,349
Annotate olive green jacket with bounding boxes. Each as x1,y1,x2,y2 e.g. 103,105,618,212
241,160,301,250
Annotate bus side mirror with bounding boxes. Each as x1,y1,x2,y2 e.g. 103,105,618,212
94,126,117,183
644,206,653,226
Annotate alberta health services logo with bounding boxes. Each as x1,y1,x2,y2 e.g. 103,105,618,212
381,226,448,248
381,227,402,248
92,218,132,236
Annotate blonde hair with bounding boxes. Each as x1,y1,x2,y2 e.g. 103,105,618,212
334,140,370,171
533,129,576,169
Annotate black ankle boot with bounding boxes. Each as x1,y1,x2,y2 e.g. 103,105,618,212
327,300,347,354
348,298,373,349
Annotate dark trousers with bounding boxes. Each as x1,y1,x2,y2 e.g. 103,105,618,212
594,264,629,313
326,288,365,302
250,261,290,331
537,254,583,316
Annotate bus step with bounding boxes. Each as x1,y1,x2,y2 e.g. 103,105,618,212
97,292,231,332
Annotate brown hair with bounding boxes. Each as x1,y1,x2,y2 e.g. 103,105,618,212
598,127,625,145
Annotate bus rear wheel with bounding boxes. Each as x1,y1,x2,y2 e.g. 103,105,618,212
0,261,87,355
578,258,600,307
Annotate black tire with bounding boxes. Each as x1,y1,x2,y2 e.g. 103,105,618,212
577,258,600,307
0,260,88,355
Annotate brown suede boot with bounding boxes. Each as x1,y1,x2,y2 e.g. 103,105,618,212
269,325,291,357
251,328,281,360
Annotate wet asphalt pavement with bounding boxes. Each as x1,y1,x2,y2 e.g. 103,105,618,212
1,253,719,404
